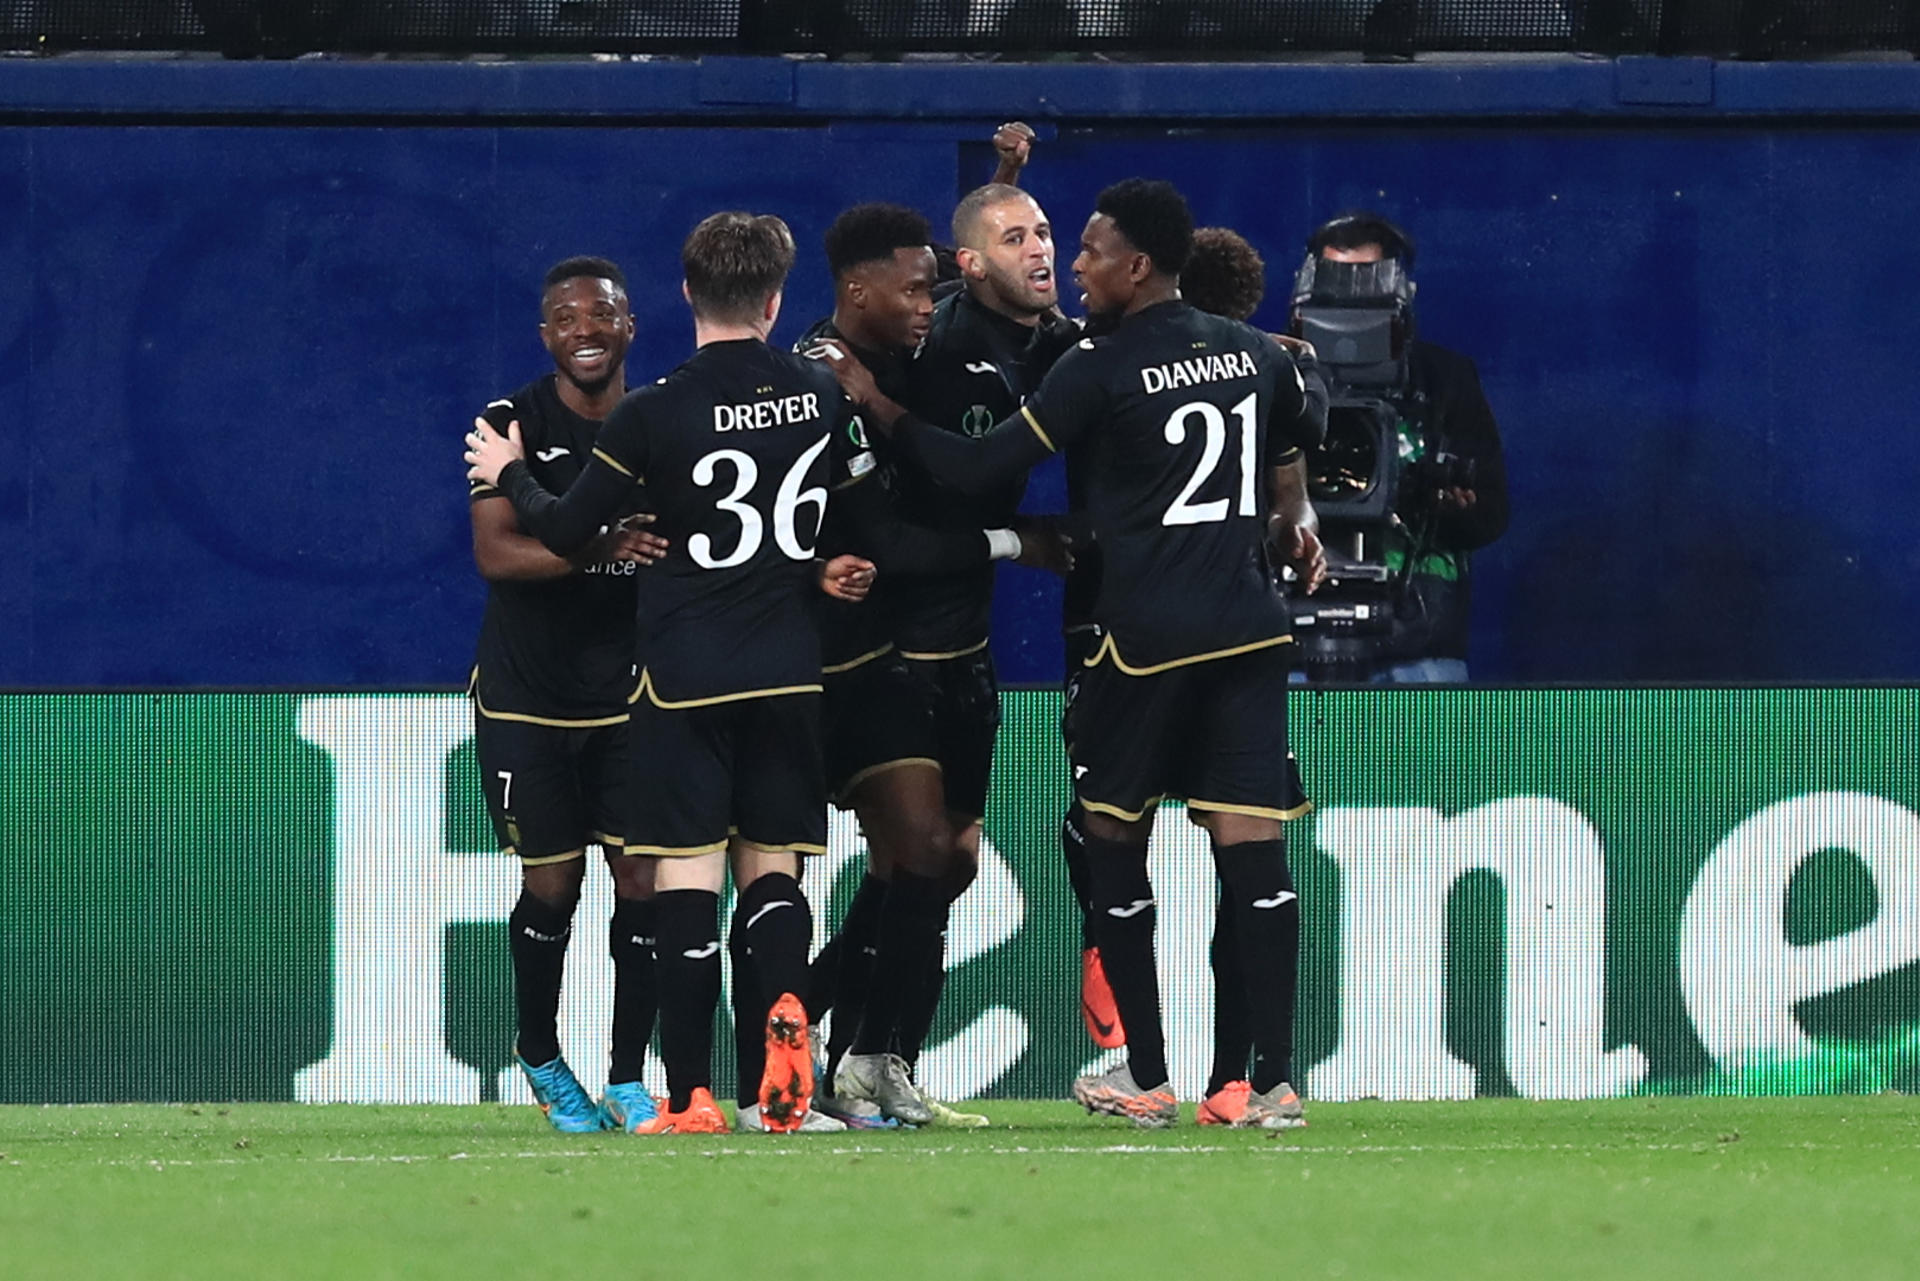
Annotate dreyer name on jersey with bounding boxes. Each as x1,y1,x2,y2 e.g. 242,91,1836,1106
1139,348,1259,396
713,390,822,433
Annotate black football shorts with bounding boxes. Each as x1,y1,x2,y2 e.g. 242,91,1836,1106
471,710,628,863
626,690,827,857
823,651,941,808
1061,624,1101,742
1063,639,1310,824
902,647,1001,822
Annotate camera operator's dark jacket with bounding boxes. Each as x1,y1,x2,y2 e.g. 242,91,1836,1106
1395,338,1508,660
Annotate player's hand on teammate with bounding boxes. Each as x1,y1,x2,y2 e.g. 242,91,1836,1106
806,341,899,429
613,512,671,563
1012,516,1075,576
1272,521,1328,595
576,512,668,568
819,554,877,602
465,417,524,486
992,121,1036,175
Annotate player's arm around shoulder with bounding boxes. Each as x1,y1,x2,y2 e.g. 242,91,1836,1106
468,396,567,582
467,396,667,582
466,394,655,558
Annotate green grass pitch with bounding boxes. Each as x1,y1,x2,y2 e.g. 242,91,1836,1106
4,1097,1917,1280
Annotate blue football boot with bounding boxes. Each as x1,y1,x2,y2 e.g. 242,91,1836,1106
516,1053,608,1133
600,1080,662,1134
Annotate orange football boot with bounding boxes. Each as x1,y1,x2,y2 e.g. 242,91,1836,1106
633,1087,729,1135
758,991,815,1134
1196,1080,1252,1126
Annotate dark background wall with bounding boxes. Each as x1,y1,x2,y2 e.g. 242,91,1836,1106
2,61,1916,688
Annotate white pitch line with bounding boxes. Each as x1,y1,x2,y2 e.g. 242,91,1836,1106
65,1135,1920,1171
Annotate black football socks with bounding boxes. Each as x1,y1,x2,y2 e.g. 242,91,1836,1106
735,872,814,1017
733,873,814,1108
508,888,574,1068
1206,886,1254,1095
895,858,972,1068
1214,839,1301,1095
893,918,950,1070
1084,833,1169,1090
607,894,658,1086
852,868,947,1058
808,872,887,1024
822,872,887,1080
651,888,721,1112
1061,803,1098,953
729,916,762,1109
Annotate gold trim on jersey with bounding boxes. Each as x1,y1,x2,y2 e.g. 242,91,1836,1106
1187,798,1315,822
626,839,730,858
1021,405,1056,452
898,637,989,662
520,847,588,867
631,668,823,709
1272,446,1302,465
1078,794,1312,825
1080,631,1294,676
822,643,893,675
1079,795,1169,823
470,483,501,498
838,756,942,800
592,447,636,479
593,832,627,850
469,670,630,729
732,834,830,857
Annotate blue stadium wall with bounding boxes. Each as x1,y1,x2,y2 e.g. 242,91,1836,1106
2,58,1917,689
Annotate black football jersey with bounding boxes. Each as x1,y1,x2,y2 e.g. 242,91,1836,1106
1059,443,1101,635
468,374,642,723
886,292,1034,656
796,318,907,671
888,300,1313,672
498,339,865,705
796,317,999,668
1060,329,1325,634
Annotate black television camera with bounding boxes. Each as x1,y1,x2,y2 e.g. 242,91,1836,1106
1287,251,1448,665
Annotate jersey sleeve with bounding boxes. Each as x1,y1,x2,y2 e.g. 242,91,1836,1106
470,399,520,501
1023,312,1085,385
827,398,881,492
819,398,990,574
889,408,1051,498
1285,341,1331,456
1018,341,1109,454
1258,336,1318,463
586,388,652,485
885,340,1105,497
827,474,990,576
497,391,648,555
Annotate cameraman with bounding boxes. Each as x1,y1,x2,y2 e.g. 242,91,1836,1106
1293,213,1507,683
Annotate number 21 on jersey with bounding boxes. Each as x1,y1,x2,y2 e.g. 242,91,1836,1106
1162,391,1260,527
